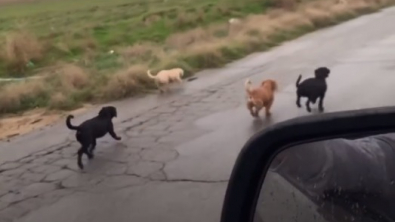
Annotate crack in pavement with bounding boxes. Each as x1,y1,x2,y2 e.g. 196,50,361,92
0,68,243,221
3,7,395,220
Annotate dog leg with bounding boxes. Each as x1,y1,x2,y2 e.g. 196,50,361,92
252,108,257,117
255,106,263,117
247,101,255,117
155,81,164,93
109,124,122,141
159,84,167,93
77,147,86,170
88,140,97,159
255,100,265,117
305,99,312,113
296,93,302,108
265,101,273,117
318,95,325,112
155,80,160,89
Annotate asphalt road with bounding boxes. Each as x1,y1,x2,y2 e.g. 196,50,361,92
1,6,395,222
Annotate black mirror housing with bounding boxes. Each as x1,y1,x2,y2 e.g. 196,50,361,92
221,106,395,222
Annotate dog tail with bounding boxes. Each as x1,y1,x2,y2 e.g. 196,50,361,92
146,70,156,79
244,78,252,94
296,74,302,87
66,115,79,131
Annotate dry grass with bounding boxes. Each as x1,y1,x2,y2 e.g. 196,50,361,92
277,0,299,10
167,0,388,62
119,43,161,58
144,14,162,26
181,40,227,67
71,37,97,51
166,28,212,49
0,0,393,115
228,19,244,36
174,10,202,28
0,63,91,113
102,64,150,99
0,80,47,113
303,6,335,25
56,64,90,90
49,92,68,108
3,30,44,73
52,42,71,54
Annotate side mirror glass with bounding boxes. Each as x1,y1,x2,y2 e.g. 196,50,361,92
255,133,395,222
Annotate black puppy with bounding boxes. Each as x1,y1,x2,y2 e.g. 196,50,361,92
296,67,330,113
66,106,121,170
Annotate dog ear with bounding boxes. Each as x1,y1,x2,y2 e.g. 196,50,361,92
98,106,117,118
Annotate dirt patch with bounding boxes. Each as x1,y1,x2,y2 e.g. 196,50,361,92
0,105,92,141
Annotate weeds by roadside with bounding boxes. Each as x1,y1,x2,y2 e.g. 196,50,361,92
0,0,393,115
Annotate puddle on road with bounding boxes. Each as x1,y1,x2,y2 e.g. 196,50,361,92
0,105,92,141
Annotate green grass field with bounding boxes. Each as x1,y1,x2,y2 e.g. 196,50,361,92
0,0,392,115
0,0,271,77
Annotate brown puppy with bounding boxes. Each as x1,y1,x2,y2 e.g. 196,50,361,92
147,68,184,93
244,78,278,117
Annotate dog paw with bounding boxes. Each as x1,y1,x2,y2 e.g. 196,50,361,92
296,103,301,108
307,108,312,113
116,137,122,140
78,163,84,170
319,107,325,112
88,153,94,159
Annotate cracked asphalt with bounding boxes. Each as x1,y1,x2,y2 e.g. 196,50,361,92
2,6,395,222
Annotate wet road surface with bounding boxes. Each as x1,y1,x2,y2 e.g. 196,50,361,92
2,6,395,222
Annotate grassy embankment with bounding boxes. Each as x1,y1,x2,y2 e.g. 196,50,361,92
0,0,393,114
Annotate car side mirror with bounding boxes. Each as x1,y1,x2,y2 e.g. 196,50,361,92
221,106,395,222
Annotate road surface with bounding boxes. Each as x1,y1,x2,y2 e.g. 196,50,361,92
2,6,395,222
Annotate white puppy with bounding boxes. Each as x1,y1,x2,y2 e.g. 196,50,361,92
147,68,184,93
